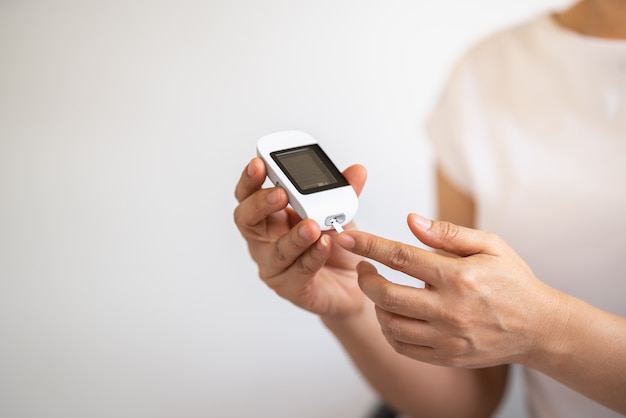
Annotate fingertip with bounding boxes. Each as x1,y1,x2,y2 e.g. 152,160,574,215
335,231,356,250
299,218,321,241
343,164,368,196
235,158,266,203
247,157,264,178
267,187,286,204
349,163,367,179
356,260,375,274
408,213,432,231
356,260,377,291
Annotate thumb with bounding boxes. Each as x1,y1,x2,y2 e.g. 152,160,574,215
407,213,500,257
342,164,367,197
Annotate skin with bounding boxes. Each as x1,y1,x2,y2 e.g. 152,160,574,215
233,1,626,416
235,160,626,417
554,0,626,39
335,191,626,415
235,159,507,417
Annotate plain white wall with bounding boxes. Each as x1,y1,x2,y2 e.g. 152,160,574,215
0,1,571,417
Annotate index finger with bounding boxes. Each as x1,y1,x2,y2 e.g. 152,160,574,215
234,157,267,203
337,230,449,287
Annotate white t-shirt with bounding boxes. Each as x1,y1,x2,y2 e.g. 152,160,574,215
427,13,626,418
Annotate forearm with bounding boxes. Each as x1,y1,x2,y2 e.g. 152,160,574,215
322,300,507,418
527,288,626,415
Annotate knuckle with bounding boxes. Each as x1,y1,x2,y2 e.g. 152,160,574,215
378,282,402,311
271,241,289,263
378,313,401,338
232,205,244,229
441,353,465,368
358,235,378,257
449,339,472,367
438,221,461,242
458,269,480,291
381,327,405,353
435,338,471,368
387,244,415,271
439,305,471,333
389,339,406,355
233,180,244,203
447,263,481,292
257,265,271,283
295,254,317,275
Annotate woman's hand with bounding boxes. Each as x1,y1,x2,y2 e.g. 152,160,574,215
336,213,565,368
233,157,368,319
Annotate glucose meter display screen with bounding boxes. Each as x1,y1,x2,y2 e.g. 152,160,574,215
272,144,349,194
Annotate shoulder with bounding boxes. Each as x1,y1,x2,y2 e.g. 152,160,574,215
451,15,547,89
425,15,552,195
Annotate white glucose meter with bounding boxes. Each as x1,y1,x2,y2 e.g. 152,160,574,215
257,131,358,232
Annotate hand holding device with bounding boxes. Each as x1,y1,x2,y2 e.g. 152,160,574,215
233,144,367,318
257,131,358,232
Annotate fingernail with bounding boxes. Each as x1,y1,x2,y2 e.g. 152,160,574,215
411,213,432,230
336,232,355,249
316,235,329,250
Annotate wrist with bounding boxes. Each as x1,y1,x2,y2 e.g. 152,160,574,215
524,284,576,370
321,297,375,336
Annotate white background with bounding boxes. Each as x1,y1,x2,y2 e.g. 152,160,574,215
0,1,571,417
